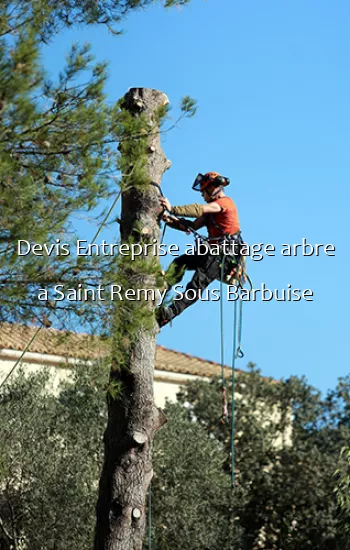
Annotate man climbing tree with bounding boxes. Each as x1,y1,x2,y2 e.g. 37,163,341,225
156,171,243,327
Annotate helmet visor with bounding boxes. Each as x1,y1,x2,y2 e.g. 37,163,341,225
192,173,206,191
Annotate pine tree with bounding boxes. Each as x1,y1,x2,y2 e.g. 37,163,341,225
1,4,196,549
0,1,192,329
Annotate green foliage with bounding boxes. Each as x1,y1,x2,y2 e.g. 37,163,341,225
115,104,152,190
106,378,123,400
164,0,191,6
0,2,197,333
160,259,186,307
108,238,159,382
334,447,350,533
0,1,191,40
152,402,243,550
1,365,350,549
0,363,108,549
0,37,111,236
174,368,350,549
155,102,171,126
180,95,197,118
0,15,117,325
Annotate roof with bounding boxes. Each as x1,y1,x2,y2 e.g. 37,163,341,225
0,322,237,379
155,345,238,379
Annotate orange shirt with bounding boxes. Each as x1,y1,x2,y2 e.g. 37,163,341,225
206,197,240,239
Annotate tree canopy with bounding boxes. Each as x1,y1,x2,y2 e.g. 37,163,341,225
1,1,191,40
1,363,349,549
0,0,195,330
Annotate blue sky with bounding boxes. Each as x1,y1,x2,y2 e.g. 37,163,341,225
42,0,349,393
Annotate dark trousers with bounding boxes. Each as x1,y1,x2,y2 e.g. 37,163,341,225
165,250,225,317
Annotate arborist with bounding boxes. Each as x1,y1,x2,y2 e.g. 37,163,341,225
156,171,242,328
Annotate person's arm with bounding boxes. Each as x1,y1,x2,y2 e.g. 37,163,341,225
201,202,221,214
160,197,221,217
192,215,207,230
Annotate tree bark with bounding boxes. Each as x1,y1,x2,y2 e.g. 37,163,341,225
94,88,170,550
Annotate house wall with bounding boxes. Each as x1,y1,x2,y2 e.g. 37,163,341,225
0,353,71,394
0,349,292,447
0,350,201,408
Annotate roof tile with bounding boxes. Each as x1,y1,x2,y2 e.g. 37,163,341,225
0,322,237,379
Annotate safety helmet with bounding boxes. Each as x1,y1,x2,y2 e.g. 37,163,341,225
192,172,230,192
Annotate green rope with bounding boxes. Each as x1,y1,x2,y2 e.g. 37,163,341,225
219,252,249,486
218,255,240,487
148,482,152,549
231,298,238,488
220,258,226,387
219,249,249,487
219,258,229,423
236,298,244,359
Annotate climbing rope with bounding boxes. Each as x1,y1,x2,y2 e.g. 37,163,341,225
0,323,43,390
231,298,238,488
91,188,122,243
160,222,167,245
218,249,248,488
220,258,228,423
236,298,244,360
220,288,240,488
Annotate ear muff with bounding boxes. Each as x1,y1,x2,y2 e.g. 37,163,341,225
214,176,230,187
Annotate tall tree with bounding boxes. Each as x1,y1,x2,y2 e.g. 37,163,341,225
0,17,113,325
1,3,201,548
94,87,171,550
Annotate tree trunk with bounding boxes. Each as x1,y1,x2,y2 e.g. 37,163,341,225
94,88,170,550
